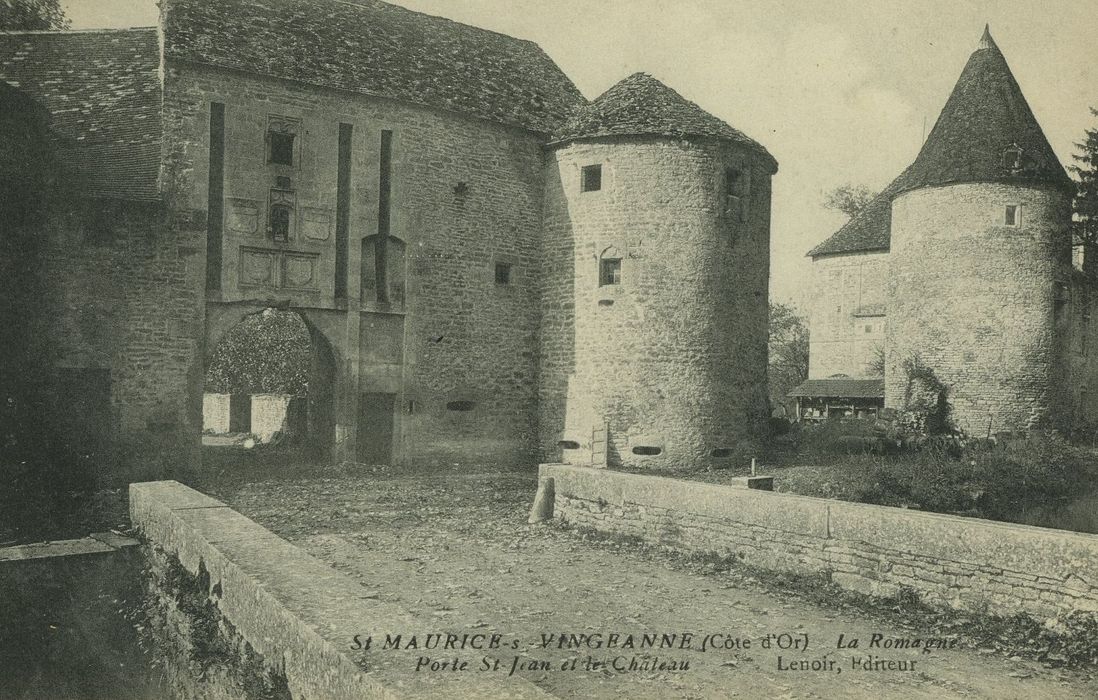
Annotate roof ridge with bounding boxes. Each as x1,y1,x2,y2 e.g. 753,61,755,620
0,27,156,35
328,0,542,47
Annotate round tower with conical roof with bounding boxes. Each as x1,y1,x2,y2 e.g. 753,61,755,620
538,73,778,469
885,27,1075,433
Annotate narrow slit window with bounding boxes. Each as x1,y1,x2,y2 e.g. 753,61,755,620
495,262,512,285
1005,204,1020,227
269,132,295,166
446,400,476,412
581,164,602,192
599,258,621,286
724,166,750,222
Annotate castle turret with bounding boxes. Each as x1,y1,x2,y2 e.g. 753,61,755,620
538,73,778,469
884,27,1074,433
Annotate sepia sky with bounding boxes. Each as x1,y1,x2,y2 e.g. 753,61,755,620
63,0,1098,308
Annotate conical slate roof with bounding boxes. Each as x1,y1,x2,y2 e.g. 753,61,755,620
552,72,777,172
809,27,1071,258
896,26,1070,195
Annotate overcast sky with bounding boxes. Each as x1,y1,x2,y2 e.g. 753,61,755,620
62,0,1098,308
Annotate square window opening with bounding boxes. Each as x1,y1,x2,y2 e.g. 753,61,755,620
581,164,602,192
495,262,512,285
599,258,621,286
1005,204,1020,227
269,132,295,166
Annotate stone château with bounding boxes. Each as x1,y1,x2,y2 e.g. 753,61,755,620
1,0,776,475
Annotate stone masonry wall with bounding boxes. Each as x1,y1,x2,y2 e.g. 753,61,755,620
808,251,887,379
37,200,206,480
1066,272,1098,431
539,137,773,470
541,464,1098,619
163,63,546,465
885,183,1072,434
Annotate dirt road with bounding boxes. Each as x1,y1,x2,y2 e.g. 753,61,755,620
213,467,1098,699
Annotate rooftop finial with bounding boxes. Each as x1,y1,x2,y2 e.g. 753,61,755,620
977,24,996,51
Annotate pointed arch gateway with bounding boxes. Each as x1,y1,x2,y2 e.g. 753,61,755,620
203,308,335,452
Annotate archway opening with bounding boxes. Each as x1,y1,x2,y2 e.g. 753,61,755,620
203,308,334,455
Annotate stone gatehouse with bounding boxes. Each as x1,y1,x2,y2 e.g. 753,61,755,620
1,0,777,476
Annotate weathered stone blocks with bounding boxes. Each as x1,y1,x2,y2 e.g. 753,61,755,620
542,464,1098,619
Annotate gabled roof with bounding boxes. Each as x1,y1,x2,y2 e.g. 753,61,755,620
809,27,1070,258
552,72,778,172
162,0,586,134
0,28,162,201
788,378,884,399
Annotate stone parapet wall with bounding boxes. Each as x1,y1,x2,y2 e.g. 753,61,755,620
540,464,1098,619
131,480,552,700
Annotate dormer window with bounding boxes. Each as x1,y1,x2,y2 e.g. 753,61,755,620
581,164,602,192
1005,204,1020,227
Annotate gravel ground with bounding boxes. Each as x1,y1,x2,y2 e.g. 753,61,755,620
204,464,1098,700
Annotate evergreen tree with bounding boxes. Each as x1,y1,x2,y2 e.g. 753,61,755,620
1072,108,1098,276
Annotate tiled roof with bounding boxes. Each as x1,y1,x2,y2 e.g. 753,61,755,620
0,28,162,201
163,0,586,134
788,378,885,399
807,171,909,257
809,27,1070,258
552,72,778,172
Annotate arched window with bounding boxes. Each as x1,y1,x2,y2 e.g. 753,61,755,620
361,235,406,308
599,245,623,287
270,204,291,242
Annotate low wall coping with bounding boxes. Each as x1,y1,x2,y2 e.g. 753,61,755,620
131,480,553,700
540,463,1098,588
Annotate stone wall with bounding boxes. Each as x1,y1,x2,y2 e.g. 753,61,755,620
1066,272,1098,431
540,464,1098,619
539,137,773,470
808,251,887,379
164,62,546,465
131,480,552,699
250,393,292,443
33,200,206,480
203,393,231,434
885,183,1072,434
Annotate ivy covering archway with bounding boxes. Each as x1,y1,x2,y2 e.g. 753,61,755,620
205,308,312,395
